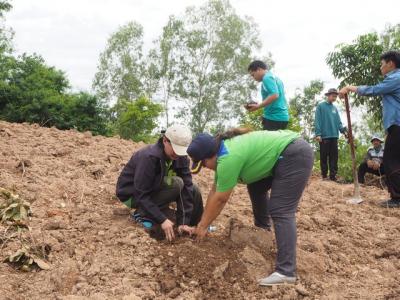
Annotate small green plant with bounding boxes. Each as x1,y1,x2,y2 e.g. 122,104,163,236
165,161,177,186
0,187,31,224
5,245,51,271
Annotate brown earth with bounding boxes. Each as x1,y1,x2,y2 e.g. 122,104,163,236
0,120,399,300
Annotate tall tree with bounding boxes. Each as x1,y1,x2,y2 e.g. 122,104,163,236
158,0,261,133
93,22,158,103
0,0,13,55
289,80,324,140
153,16,184,127
326,24,400,123
0,1,11,17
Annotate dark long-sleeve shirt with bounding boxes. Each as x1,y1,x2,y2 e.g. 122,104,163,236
116,142,194,225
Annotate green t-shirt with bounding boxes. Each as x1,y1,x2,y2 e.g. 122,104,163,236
261,71,289,122
215,130,299,192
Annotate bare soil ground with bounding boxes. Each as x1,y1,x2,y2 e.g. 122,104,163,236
1,121,399,300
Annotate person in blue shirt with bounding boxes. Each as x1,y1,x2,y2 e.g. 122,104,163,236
246,60,290,130
340,50,400,208
314,88,348,181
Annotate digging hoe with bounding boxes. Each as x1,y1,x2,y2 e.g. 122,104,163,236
344,94,363,204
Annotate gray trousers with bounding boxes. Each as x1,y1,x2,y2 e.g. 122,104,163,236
140,176,204,226
247,138,314,277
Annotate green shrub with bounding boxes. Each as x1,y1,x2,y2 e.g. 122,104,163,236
111,96,163,142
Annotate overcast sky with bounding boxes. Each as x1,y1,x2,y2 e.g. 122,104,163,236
5,0,400,99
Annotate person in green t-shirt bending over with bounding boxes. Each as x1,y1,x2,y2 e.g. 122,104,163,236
187,128,313,286
246,60,290,130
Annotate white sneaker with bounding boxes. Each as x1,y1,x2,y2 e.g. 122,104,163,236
258,272,296,286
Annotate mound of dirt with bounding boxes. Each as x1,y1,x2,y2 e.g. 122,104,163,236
155,219,275,299
1,121,400,299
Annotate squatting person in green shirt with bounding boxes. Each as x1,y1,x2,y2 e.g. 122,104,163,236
246,60,290,130
186,128,313,285
314,88,348,181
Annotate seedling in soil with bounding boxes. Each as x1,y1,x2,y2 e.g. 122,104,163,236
0,187,31,225
5,245,51,272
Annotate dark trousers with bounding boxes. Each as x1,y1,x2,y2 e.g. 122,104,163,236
384,125,400,200
247,139,314,277
319,138,338,180
357,162,384,184
262,118,288,131
139,177,203,226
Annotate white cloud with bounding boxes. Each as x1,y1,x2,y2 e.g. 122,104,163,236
6,0,400,98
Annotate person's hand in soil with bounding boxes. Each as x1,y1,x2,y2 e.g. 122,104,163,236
194,225,208,240
177,225,195,236
161,219,175,241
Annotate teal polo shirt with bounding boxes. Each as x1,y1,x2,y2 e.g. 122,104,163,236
261,71,289,122
314,101,345,139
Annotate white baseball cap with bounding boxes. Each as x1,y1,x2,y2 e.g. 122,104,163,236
371,135,384,143
164,124,192,156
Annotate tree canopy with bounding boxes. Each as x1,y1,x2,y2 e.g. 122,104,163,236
157,0,262,133
326,24,400,123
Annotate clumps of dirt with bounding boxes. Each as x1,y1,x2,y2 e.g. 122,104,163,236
364,173,386,189
0,125,13,137
164,239,248,298
156,219,303,299
1,121,400,299
157,236,257,299
228,218,274,251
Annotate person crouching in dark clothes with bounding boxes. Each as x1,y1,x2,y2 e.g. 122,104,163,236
358,135,385,184
116,124,203,241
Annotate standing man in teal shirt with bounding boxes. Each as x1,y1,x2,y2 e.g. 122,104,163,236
247,60,290,130
314,88,347,181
